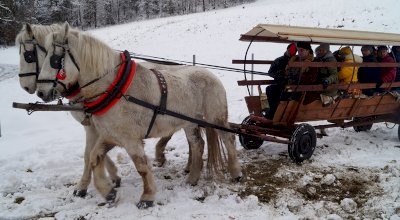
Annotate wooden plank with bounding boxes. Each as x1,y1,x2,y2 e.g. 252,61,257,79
237,80,275,86
286,82,400,91
293,97,400,122
232,59,274,64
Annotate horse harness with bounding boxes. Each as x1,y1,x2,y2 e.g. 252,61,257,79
45,47,168,138
43,47,248,139
144,69,168,138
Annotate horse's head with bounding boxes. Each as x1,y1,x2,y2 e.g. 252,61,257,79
16,24,48,94
37,22,80,102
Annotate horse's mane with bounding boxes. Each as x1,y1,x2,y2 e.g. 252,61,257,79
75,31,116,77
15,24,61,46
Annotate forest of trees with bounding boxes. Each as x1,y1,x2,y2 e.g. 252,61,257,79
0,0,254,46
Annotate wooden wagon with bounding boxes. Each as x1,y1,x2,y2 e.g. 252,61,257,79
232,24,400,163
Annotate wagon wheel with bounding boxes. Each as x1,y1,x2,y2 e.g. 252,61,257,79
288,123,316,163
238,115,264,150
353,117,373,132
353,124,373,132
398,125,400,141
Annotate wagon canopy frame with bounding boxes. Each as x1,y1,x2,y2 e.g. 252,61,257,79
239,24,400,46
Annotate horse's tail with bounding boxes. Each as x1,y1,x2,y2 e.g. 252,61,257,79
205,127,227,176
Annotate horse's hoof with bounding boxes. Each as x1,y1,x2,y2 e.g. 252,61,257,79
136,200,154,209
105,188,119,205
73,189,87,197
233,175,243,183
113,178,121,188
153,160,165,167
186,178,198,186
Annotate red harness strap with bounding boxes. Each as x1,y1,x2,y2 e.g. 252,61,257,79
83,52,136,116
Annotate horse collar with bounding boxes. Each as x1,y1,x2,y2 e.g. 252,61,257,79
84,50,136,116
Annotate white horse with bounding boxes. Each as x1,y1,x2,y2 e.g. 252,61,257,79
36,22,242,208
15,24,193,198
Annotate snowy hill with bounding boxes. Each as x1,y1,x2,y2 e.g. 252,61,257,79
1,0,400,219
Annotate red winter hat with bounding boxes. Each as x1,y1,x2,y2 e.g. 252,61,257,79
287,43,297,56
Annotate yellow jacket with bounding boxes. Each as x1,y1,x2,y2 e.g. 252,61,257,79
338,54,363,83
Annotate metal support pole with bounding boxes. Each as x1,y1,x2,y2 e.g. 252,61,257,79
193,55,196,66
251,53,254,96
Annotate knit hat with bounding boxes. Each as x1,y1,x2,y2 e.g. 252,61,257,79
339,46,352,55
296,42,312,52
316,43,330,51
361,45,374,53
377,45,388,51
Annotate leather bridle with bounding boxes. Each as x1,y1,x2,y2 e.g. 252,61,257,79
18,36,47,80
38,39,81,93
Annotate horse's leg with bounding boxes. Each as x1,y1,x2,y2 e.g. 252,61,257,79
104,154,121,188
215,125,242,181
184,125,204,185
154,136,172,167
90,141,118,204
124,141,156,209
73,125,97,197
74,126,121,197
185,140,192,173
154,134,192,173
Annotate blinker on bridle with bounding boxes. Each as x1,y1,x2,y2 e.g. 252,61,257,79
18,36,47,78
37,39,80,93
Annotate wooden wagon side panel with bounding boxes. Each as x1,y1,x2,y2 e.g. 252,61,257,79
294,94,400,122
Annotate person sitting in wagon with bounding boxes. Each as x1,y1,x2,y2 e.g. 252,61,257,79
337,46,363,97
358,45,380,96
264,42,313,119
375,46,396,92
264,43,297,119
391,46,400,91
314,43,339,106
286,42,315,86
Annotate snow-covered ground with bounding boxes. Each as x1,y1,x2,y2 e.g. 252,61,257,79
1,0,400,219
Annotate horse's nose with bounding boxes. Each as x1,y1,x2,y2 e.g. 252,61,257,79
24,87,35,94
37,90,44,99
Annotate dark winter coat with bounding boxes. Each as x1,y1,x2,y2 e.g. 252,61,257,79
314,51,338,96
268,52,290,84
358,54,380,83
314,51,339,84
392,50,400,82
286,53,315,85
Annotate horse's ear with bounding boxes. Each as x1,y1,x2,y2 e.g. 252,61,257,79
62,21,70,41
25,23,33,35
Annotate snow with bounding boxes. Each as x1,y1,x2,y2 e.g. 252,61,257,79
1,0,400,219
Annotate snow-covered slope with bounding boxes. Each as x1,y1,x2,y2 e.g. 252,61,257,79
1,0,400,219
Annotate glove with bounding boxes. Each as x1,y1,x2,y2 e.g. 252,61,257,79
376,80,383,89
322,79,329,89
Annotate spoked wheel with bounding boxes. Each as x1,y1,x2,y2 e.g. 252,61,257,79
288,123,316,163
238,115,264,150
353,117,373,132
